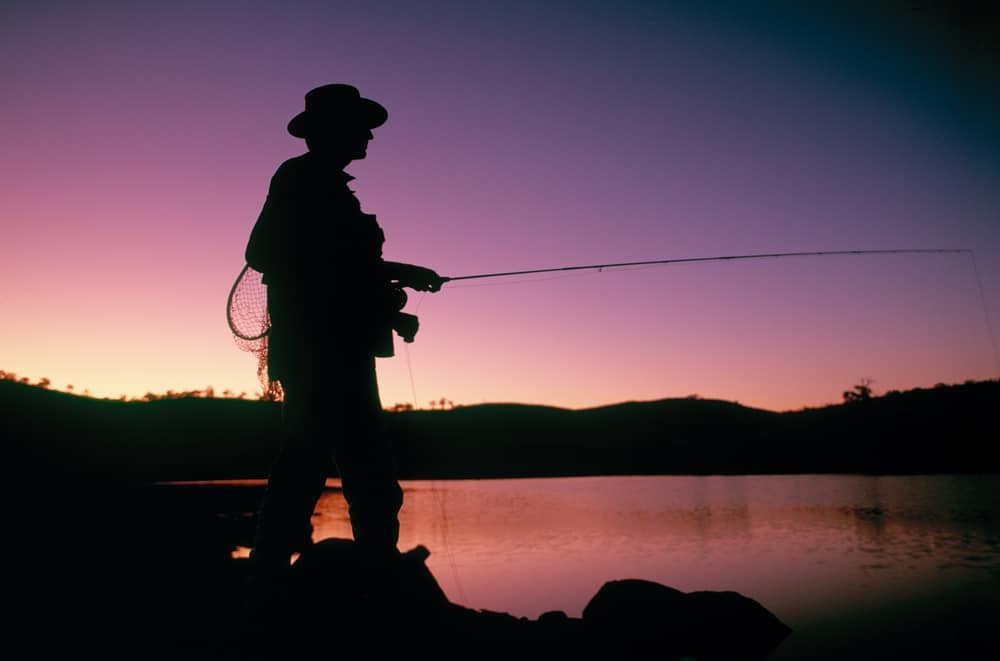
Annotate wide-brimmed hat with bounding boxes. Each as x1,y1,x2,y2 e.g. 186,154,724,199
287,84,388,138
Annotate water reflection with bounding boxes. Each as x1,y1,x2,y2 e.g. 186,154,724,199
275,474,1000,623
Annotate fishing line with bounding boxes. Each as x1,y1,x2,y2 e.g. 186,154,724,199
402,331,468,605
400,290,429,410
403,336,420,408
967,251,1000,377
429,478,467,605
413,289,429,315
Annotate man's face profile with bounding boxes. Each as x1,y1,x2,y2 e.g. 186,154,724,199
307,123,373,162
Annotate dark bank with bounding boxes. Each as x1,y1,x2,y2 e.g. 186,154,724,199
2,379,999,658
3,378,998,484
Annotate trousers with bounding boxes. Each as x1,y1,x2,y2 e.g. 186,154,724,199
249,354,403,574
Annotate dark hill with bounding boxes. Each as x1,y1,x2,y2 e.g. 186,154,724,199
1,379,997,484
389,398,780,478
0,382,281,484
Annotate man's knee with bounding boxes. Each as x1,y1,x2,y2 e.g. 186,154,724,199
347,475,403,515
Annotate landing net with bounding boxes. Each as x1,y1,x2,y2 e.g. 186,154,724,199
226,264,280,398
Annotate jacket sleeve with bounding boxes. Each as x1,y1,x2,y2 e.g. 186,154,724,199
245,166,293,279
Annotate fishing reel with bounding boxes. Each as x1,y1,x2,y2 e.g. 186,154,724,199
375,282,418,357
388,283,419,343
386,282,408,312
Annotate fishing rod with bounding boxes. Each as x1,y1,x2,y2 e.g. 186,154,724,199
433,246,999,377
440,248,974,283
229,246,997,372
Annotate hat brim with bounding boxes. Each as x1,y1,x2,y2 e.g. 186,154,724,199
287,97,388,138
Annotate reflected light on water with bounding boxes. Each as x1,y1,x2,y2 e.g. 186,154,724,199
266,474,1000,624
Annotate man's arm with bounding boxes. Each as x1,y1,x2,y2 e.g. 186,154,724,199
245,167,293,276
382,261,444,292
245,196,278,274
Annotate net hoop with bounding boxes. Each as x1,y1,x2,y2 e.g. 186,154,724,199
227,263,270,341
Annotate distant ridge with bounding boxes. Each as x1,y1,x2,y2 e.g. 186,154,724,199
1,379,997,483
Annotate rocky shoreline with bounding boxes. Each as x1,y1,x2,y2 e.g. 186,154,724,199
7,481,790,660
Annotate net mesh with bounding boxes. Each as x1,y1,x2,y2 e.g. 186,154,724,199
226,264,282,400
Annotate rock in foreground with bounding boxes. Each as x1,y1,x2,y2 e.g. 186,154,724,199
249,537,791,660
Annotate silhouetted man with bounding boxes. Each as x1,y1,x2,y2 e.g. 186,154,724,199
244,84,442,601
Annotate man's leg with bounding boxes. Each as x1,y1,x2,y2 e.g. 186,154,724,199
249,382,331,579
249,446,329,574
332,360,404,594
336,421,404,557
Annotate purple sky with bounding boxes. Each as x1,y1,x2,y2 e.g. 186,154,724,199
2,1,998,411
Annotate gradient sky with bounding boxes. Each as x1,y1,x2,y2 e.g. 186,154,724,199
2,0,998,412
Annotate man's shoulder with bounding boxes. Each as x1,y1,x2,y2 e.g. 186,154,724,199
272,152,313,180
267,153,321,196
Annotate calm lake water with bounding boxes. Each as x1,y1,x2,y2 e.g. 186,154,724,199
236,474,1000,655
